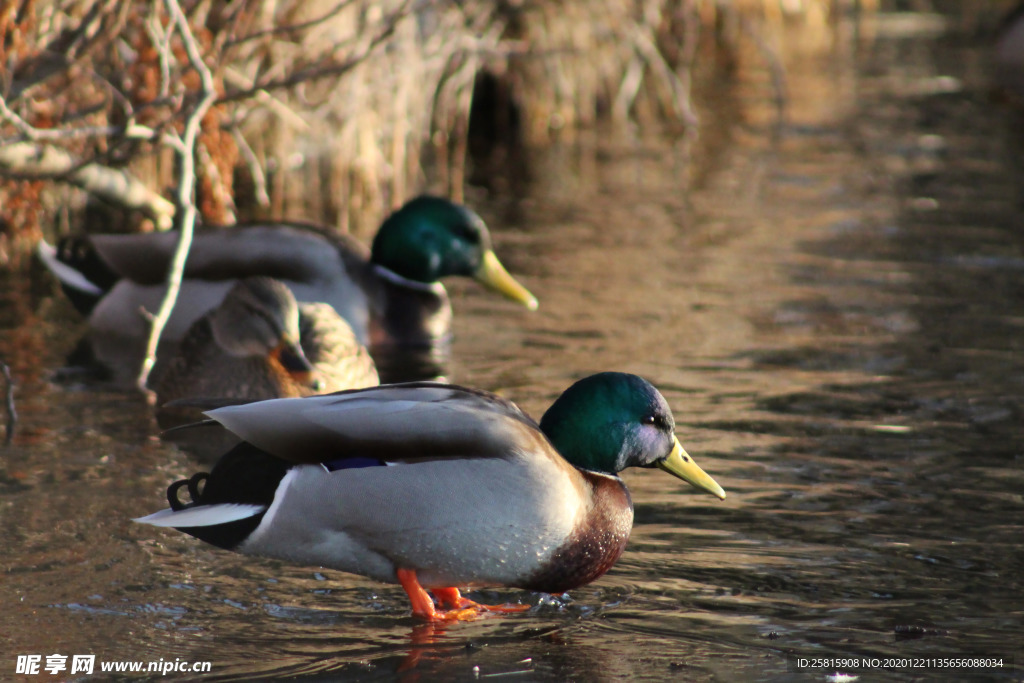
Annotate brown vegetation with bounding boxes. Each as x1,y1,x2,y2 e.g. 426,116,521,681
0,0,850,258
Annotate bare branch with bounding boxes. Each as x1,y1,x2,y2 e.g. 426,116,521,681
217,0,414,105
1,121,160,144
223,0,358,48
1,91,171,147
136,0,219,393
144,10,174,100
0,142,175,229
1,361,15,447
230,124,270,207
0,95,37,137
739,16,788,120
7,0,123,100
221,67,312,131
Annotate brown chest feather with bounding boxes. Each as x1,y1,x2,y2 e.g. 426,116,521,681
520,473,633,594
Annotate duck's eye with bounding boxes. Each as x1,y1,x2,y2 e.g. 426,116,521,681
642,415,656,425
451,223,481,244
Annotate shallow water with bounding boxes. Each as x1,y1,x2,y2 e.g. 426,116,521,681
3,7,1024,682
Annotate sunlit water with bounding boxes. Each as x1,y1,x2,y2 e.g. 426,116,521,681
3,8,1024,682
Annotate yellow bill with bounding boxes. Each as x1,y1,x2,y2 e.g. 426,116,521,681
475,250,538,310
658,437,726,500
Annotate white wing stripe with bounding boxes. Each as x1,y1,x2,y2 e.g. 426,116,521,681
133,503,266,527
37,241,104,295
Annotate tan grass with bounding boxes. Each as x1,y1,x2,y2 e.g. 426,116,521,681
1,0,875,242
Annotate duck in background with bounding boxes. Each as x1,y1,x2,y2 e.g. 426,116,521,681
150,277,378,410
136,372,726,622
152,278,378,456
38,196,538,350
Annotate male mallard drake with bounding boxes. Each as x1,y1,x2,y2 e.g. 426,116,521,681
150,277,378,408
37,195,537,347
136,372,726,621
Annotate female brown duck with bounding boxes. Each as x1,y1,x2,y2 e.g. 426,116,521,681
151,277,378,407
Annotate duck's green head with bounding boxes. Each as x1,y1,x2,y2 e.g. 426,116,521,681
540,372,726,499
371,196,537,309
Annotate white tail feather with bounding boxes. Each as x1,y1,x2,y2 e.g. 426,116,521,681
36,240,104,296
133,503,266,527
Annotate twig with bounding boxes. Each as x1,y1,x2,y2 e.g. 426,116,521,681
676,0,702,131
1,90,178,149
230,124,270,207
6,0,126,101
0,96,40,138
0,105,159,143
223,0,357,48
217,0,414,105
221,67,312,131
0,142,176,229
613,22,699,127
144,11,174,99
738,16,788,123
136,0,218,393
1,362,15,446
612,55,646,123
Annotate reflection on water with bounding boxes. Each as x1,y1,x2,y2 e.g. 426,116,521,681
3,7,1024,681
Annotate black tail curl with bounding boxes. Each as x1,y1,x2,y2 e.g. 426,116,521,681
167,472,210,511
161,441,290,550
52,236,122,314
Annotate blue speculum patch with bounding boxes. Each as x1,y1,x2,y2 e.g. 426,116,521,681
323,457,385,472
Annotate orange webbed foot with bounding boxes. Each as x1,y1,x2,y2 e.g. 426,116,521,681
397,570,529,621
431,586,473,610
433,586,530,616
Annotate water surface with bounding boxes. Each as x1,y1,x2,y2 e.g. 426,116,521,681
3,8,1023,681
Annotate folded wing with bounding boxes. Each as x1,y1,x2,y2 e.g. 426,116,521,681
205,382,549,465
87,225,347,285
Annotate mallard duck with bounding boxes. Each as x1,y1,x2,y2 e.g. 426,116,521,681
150,277,378,408
135,372,726,621
37,195,537,347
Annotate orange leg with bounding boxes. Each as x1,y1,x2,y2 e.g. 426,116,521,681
396,568,437,620
396,569,478,621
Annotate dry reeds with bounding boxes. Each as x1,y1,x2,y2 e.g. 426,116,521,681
0,0,866,245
